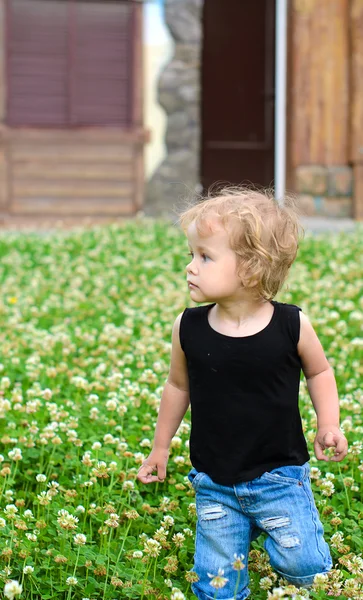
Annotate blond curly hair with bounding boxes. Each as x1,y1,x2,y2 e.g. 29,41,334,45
178,186,303,300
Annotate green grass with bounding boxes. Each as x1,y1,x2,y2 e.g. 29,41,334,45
0,220,362,600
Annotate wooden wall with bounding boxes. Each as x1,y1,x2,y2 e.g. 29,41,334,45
289,0,363,218
290,0,349,167
0,128,145,218
350,0,363,219
0,0,7,210
0,0,146,226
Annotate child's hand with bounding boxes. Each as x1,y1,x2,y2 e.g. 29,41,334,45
137,448,169,484
314,426,348,462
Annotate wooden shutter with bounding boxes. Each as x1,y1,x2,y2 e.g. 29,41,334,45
6,0,135,127
7,0,68,126
71,1,134,126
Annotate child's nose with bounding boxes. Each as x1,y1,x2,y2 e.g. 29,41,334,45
186,258,197,274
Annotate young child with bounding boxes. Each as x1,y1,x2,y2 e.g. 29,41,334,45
137,188,348,599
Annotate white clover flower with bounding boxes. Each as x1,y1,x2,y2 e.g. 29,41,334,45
122,480,135,491
105,513,120,528
87,394,99,404
23,566,34,575
66,577,78,586
267,588,287,599
313,573,329,585
4,490,14,499
73,534,87,545
23,510,34,519
105,399,118,411
57,509,79,530
320,479,335,497
0,455,4,463
25,533,37,542
4,580,22,600
208,568,228,590
173,456,185,465
132,550,143,558
4,505,18,517
143,538,161,557
170,588,185,600
310,467,321,480
164,578,173,588
170,436,182,448
161,515,174,528
75,505,86,513
89,408,99,420
91,442,102,450
36,474,47,483
260,576,273,590
133,452,145,464
139,438,151,448
172,532,185,547
8,448,22,461
0,518,6,528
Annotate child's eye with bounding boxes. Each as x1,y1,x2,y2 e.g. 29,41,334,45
201,254,209,262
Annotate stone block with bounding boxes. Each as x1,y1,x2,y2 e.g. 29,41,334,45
327,166,353,197
322,197,352,218
298,195,315,216
0,149,7,207
295,166,328,195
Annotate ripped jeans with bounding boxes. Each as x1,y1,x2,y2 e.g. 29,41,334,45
188,463,332,600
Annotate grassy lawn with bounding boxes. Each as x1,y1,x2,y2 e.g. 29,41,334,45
0,220,362,600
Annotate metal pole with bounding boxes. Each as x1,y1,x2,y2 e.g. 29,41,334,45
275,0,287,204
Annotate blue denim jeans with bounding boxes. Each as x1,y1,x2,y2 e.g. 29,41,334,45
188,463,332,600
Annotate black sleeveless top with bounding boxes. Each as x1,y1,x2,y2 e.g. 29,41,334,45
180,301,310,485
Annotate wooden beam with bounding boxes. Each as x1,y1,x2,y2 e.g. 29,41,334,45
353,164,363,220
290,0,349,167
350,0,363,163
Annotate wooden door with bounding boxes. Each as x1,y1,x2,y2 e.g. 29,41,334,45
202,0,275,190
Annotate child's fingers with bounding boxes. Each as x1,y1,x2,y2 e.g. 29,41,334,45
314,440,330,461
322,431,336,447
329,436,349,461
137,462,165,484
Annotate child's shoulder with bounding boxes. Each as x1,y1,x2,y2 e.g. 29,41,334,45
272,300,302,313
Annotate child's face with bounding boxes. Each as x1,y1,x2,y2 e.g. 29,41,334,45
186,219,243,303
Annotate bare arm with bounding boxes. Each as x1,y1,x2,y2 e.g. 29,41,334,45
297,311,348,462
137,313,190,483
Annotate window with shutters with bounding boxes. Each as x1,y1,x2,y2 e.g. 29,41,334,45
6,0,135,127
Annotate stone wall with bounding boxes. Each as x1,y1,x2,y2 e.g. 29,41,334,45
145,0,203,216
296,166,353,218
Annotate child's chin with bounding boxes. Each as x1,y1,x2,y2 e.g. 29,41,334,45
189,290,208,303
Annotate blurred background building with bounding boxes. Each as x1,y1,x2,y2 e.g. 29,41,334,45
147,0,363,221
0,0,146,227
0,0,361,227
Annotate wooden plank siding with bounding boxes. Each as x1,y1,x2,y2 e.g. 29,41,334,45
0,1,146,223
0,126,146,216
350,0,363,219
289,0,349,168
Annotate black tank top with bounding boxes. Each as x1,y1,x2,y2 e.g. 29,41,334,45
180,301,310,485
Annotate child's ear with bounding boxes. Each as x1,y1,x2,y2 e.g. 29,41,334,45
238,264,258,289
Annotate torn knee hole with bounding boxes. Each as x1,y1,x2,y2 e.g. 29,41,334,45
279,535,301,548
261,516,290,530
199,504,227,521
